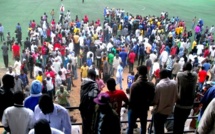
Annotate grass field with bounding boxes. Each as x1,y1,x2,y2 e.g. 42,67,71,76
0,0,214,67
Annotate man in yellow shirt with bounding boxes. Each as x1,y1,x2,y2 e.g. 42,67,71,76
80,62,89,80
36,71,43,83
73,33,80,55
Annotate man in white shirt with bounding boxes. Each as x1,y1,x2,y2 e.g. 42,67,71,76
60,64,67,83
159,50,168,68
6,67,15,77
52,58,61,74
2,91,34,134
13,58,21,75
149,51,157,64
116,62,124,89
197,43,204,55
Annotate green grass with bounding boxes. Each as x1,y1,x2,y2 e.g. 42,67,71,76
0,0,214,67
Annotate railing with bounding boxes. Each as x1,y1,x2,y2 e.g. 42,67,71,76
0,106,198,133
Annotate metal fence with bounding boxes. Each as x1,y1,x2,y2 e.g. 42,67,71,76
0,106,198,134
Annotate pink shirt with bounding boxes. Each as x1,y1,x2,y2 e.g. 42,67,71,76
96,79,105,91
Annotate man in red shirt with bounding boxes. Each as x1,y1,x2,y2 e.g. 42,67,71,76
12,42,20,59
53,41,61,51
128,50,136,73
106,78,129,116
198,66,207,92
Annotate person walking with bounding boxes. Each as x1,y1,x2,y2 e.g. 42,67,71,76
1,42,9,68
127,65,155,134
173,62,197,134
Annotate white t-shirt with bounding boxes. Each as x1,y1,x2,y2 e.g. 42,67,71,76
197,44,204,55
60,68,67,81
14,61,21,75
2,106,34,134
28,127,64,134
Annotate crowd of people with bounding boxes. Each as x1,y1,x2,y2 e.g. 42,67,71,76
0,2,215,134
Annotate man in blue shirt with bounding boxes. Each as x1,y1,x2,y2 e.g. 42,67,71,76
203,59,211,72
116,62,124,89
119,48,127,68
127,72,135,90
34,94,71,134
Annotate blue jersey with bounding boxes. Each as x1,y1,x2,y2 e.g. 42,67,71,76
127,75,135,89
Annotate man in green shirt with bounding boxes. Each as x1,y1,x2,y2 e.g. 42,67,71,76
108,51,114,76
56,85,70,107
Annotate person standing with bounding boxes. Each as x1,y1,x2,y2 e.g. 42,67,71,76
116,62,124,90
173,62,197,134
0,75,15,121
56,85,70,107
2,91,34,134
128,50,136,73
106,78,129,116
80,62,89,80
24,80,42,111
12,42,20,60
34,94,71,134
91,93,121,134
127,65,155,134
113,54,122,75
1,42,9,68
198,66,207,92
0,23,4,41
152,69,178,134
79,70,100,134
73,33,80,55
108,51,114,76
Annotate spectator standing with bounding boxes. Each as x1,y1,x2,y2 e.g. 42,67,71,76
91,93,121,134
2,91,34,134
79,70,100,134
14,74,23,92
24,80,42,111
116,62,124,90
128,50,136,73
0,75,15,121
0,23,4,41
173,63,197,134
127,65,155,134
198,66,207,92
1,42,9,68
34,94,71,134
106,78,129,116
56,85,70,107
152,69,178,134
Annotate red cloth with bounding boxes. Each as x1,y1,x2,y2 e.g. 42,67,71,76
31,22,36,29
54,43,61,51
170,46,177,56
12,44,20,58
198,70,207,83
204,49,210,58
45,71,55,84
41,45,48,55
84,15,89,23
60,45,66,56
106,90,128,115
128,52,136,63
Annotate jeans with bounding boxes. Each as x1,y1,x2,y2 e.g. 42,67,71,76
3,55,8,68
29,66,34,78
42,55,47,68
153,113,168,134
173,107,191,134
138,55,144,66
129,62,134,73
72,65,78,79
116,77,122,89
66,78,72,91
109,63,114,76
198,82,204,92
127,109,148,134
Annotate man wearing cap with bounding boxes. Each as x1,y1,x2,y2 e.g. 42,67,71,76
79,69,100,134
127,65,155,134
91,93,120,134
24,80,42,111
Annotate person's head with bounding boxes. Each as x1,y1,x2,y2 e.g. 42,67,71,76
60,63,64,68
14,91,25,105
15,74,19,80
137,65,148,77
183,62,193,71
34,119,51,134
201,66,205,70
107,78,116,91
60,85,64,92
88,69,96,81
8,67,13,73
30,80,42,95
159,69,169,79
39,94,54,115
38,71,42,76
2,74,15,89
83,62,87,67
131,71,134,76
58,71,62,76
